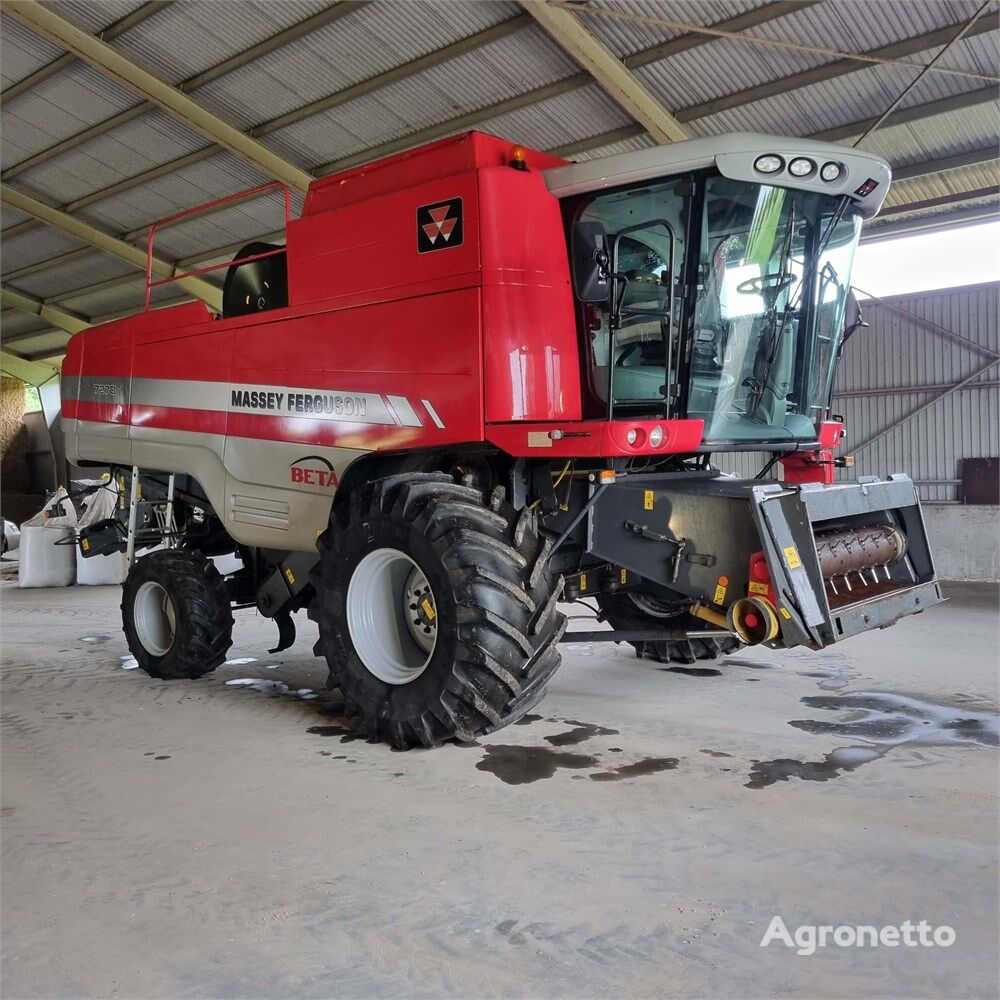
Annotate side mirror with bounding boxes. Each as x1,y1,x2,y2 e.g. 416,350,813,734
571,221,611,303
842,290,868,344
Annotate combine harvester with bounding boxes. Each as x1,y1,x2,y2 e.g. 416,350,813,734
63,131,942,748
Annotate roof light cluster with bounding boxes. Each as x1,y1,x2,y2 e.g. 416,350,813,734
753,154,845,185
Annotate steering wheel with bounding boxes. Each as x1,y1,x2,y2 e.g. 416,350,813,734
736,272,795,295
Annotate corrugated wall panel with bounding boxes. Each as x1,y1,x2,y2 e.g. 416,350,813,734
715,283,1000,499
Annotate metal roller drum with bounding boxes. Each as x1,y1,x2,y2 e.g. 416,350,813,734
813,524,907,578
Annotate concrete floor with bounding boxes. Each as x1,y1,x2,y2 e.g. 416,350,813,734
1,579,997,999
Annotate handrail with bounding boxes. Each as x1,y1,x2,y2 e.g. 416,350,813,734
144,180,292,310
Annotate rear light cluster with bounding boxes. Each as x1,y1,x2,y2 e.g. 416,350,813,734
753,154,847,185
625,425,665,449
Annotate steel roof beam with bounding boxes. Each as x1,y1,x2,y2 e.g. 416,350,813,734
674,11,999,123
0,350,60,384
552,84,1000,158
1,0,171,102
892,146,998,180
1,285,90,335
520,1,688,143
863,200,999,240
0,185,222,310
4,0,314,192
2,1,368,184
316,8,997,176
317,0,808,175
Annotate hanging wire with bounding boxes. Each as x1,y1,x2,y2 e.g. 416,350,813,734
558,2,1000,85
853,1,994,147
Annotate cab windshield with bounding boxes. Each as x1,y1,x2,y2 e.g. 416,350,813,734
576,173,862,444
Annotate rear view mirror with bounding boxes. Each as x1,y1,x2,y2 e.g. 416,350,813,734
843,290,868,344
571,221,611,303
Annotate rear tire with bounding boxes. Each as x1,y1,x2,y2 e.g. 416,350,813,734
309,473,566,749
122,549,234,679
596,589,739,664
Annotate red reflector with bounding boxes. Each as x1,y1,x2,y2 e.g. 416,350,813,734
744,613,760,628
855,178,879,196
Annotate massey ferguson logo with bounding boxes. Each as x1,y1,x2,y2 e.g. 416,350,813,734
290,455,339,488
417,198,463,253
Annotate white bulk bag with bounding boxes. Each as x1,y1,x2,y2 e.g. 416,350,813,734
76,482,126,586
19,489,77,588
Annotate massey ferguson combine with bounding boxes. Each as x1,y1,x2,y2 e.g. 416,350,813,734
62,131,942,749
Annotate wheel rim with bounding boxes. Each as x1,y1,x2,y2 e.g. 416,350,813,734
346,547,438,685
134,580,177,656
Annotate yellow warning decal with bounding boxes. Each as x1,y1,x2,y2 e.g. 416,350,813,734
284,568,295,585
783,545,802,569
713,575,728,605
81,538,90,552
748,580,769,596
620,568,627,584
643,490,654,511
421,598,436,622
778,606,792,619
579,573,588,591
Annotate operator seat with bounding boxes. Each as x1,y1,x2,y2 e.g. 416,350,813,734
222,242,288,319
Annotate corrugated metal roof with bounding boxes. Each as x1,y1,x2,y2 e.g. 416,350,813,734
11,109,211,206
0,60,142,170
0,0,996,358
100,1,336,86
1,312,50,338
192,2,520,132
262,24,579,166
43,1,148,35
578,0,764,59
0,14,64,88
1,226,84,271
10,253,136,302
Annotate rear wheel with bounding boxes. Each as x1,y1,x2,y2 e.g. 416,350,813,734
122,549,233,679
309,473,566,749
596,588,739,664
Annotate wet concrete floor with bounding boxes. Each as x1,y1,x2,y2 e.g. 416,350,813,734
1,581,997,998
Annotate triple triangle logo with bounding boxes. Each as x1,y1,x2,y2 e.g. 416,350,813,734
417,198,463,253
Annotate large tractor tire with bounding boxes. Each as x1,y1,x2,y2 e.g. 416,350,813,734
309,473,566,749
122,549,234,679
596,589,740,665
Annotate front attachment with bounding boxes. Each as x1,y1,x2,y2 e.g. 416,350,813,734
588,473,943,651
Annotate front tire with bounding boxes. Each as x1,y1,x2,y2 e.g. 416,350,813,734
310,473,566,749
122,549,234,679
596,589,740,664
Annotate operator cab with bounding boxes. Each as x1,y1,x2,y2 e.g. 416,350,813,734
548,133,889,450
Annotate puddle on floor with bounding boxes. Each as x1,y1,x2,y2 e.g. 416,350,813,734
589,757,678,781
790,692,999,749
226,677,316,700
746,746,884,789
543,719,619,746
661,666,722,678
80,635,110,644
475,745,599,784
120,655,139,670
701,749,733,758
748,692,998,790
224,657,257,665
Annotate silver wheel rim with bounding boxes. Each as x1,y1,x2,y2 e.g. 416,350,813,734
346,547,438,685
134,580,176,656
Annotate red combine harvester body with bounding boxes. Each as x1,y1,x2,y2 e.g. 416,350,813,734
64,130,943,749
